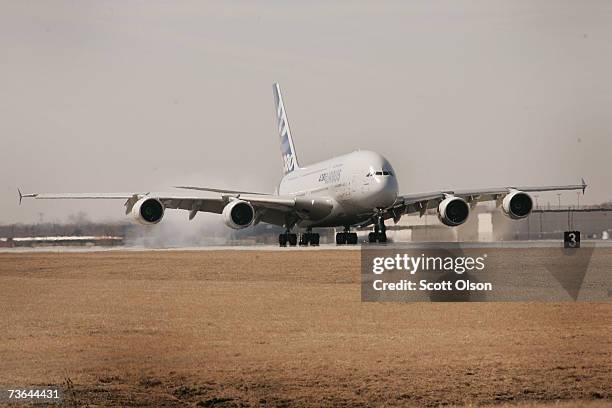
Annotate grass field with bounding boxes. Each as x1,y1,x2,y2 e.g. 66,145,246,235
0,249,610,407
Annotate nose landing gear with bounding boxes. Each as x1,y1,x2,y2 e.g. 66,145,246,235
368,215,387,243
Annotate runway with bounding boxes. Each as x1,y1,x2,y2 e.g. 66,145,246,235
2,239,612,253
1,248,610,407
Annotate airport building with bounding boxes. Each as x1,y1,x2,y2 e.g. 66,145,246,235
386,206,612,242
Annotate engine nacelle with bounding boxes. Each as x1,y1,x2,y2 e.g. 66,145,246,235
222,200,255,229
502,191,533,219
132,197,165,225
437,196,470,227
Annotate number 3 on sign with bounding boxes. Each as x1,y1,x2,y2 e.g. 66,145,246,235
564,231,581,248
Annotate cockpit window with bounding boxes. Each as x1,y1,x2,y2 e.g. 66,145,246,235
367,170,393,177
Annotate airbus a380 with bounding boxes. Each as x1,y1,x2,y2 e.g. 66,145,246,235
21,83,587,246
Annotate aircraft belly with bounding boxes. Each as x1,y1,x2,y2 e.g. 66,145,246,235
297,200,371,228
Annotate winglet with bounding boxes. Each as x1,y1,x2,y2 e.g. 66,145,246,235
581,177,587,194
18,188,23,205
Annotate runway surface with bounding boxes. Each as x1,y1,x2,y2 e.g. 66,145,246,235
1,249,610,407
2,239,612,253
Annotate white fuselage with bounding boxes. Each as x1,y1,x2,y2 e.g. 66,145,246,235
278,150,399,227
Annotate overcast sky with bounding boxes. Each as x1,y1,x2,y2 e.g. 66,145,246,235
2,1,611,224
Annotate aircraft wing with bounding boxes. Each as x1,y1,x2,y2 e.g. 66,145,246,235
390,179,587,218
19,190,333,227
174,186,269,195
158,193,299,225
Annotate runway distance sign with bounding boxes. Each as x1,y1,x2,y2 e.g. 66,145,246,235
564,231,581,248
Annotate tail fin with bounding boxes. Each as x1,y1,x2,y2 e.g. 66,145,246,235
273,83,300,174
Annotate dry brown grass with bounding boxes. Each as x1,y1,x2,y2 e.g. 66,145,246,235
0,249,610,407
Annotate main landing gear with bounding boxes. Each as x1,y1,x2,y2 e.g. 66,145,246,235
278,232,297,247
279,229,319,247
299,230,320,246
368,216,388,243
336,227,358,245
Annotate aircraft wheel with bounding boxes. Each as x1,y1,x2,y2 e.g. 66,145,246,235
311,233,320,246
299,233,309,246
288,233,298,246
348,232,358,245
336,232,347,245
378,232,387,243
368,232,377,243
278,234,288,247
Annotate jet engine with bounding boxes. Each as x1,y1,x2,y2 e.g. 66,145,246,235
222,200,255,229
437,196,470,226
132,197,165,225
502,190,533,219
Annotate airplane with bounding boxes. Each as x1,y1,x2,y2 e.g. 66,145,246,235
20,83,587,247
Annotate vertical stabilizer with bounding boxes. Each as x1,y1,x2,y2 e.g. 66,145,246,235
273,83,300,174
